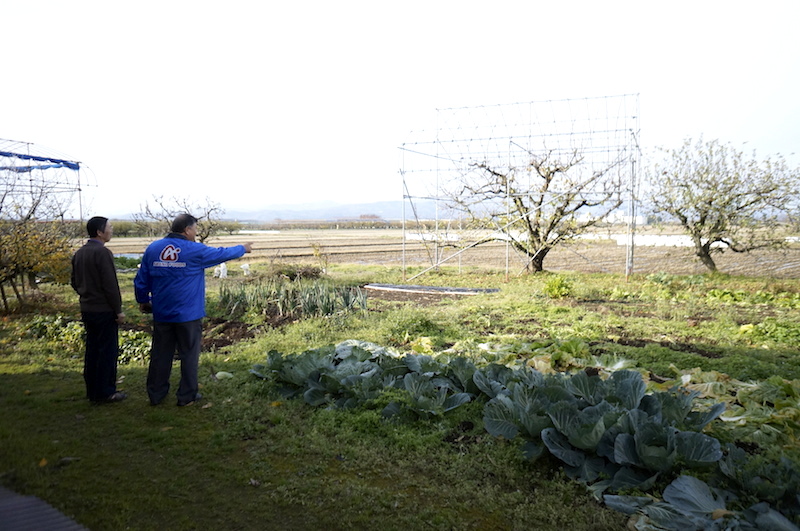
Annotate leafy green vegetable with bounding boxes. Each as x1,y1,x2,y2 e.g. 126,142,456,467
606,475,800,531
251,339,799,526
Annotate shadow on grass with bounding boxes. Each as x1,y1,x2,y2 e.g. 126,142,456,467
0,361,317,530
0,355,627,530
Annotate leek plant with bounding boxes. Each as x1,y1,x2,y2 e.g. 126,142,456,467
216,278,366,321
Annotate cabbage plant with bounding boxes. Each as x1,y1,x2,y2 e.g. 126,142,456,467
478,366,725,495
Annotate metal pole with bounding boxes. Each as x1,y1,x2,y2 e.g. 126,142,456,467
401,169,407,282
626,109,641,281
625,156,636,280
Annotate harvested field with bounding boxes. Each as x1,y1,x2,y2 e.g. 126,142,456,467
105,229,800,278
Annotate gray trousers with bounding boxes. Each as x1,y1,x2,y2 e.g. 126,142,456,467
147,319,203,405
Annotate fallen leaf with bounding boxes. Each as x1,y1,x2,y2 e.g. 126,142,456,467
249,478,261,487
39,458,48,467
711,509,735,520
201,403,212,409
161,427,174,432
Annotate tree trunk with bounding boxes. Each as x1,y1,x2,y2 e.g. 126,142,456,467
694,243,718,272
0,283,8,313
8,276,25,310
527,248,550,273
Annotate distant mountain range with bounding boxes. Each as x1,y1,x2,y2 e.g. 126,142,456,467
225,200,443,221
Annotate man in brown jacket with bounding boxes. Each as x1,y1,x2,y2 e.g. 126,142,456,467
71,216,127,403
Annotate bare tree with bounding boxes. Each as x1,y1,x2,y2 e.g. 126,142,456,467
646,138,800,272
446,149,627,272
133,196,225,243
218,220,243,235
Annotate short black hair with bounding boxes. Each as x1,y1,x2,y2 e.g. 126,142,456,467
171,213,198,233
86,216,108,238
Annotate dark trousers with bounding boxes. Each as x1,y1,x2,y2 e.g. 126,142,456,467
81,311,120,402
147,319,203,405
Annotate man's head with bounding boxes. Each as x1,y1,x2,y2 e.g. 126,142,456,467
87,216,112,242
171,213,199,241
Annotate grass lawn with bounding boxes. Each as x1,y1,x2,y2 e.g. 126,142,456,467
2,264,799,530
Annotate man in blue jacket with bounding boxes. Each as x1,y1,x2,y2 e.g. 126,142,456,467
134,213,252,406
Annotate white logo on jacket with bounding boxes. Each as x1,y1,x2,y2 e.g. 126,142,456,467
154,244,186,268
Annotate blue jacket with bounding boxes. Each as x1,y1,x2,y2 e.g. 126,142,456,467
134,233,246,323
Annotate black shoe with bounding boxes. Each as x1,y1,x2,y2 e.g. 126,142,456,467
92,391,127,404
177,393,202,407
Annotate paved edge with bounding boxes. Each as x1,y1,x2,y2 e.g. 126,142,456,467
0,486,89,530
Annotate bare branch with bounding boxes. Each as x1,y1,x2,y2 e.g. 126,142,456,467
134,196,226,242
445,148,627,272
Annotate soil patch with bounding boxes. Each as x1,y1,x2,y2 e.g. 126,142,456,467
367,289,449,305
122,318,264,352
364,284,498,306
606,338,721,358
201,318,259,351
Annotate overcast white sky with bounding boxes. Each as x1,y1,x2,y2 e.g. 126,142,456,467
3,1,799,218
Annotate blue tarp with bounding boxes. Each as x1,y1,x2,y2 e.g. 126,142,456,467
0,164,75,173
0,150,80,171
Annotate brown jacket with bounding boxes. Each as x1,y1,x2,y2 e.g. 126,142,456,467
71,239,123,314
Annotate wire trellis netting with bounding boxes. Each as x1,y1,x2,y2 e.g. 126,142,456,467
398,94,641,280
0,138,89,221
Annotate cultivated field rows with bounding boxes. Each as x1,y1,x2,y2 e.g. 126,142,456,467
104,229,800,278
